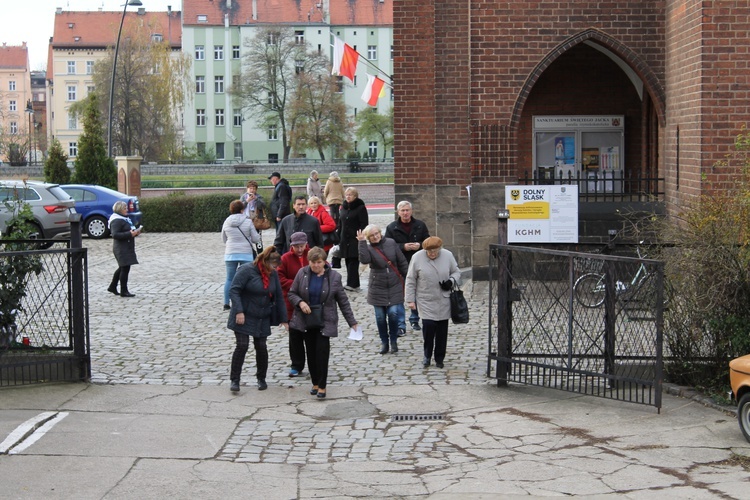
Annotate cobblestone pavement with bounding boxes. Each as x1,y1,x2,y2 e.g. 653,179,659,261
85,212,489,388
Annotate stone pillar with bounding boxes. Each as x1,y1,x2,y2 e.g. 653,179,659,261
116,156,142,196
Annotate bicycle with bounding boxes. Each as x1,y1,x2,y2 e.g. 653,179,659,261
573,243,669,309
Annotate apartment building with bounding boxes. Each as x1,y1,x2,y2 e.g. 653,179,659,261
47,7,181,160
181,0,393,163
0,43,32,163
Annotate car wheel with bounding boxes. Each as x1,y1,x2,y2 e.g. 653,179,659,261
738,393,750,443
30,222,54,249
86,216,110,239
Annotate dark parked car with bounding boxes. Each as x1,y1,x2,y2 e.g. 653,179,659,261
61,184,142,239
0,180,76,244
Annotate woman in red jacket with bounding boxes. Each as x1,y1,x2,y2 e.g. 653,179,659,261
307,196,337,252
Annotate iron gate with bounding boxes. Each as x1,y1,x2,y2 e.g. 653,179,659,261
488,243,664,411
0,240,90,386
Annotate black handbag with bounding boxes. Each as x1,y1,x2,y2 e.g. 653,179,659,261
450,284,470,324
304,304,325,329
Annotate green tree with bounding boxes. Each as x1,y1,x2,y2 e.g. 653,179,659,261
44,139,71,184
72,94,117,189
289,50,351,160
233,26,308,162
355,107,394,160
91,19,191,161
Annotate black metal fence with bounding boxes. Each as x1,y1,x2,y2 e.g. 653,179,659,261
518,170,664,202
488,243,665,410
0,238,90,386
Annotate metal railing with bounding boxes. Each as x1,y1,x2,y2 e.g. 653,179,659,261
518,170,664,202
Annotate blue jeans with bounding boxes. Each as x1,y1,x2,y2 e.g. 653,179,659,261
398,304,420,330
225,260,252,305
374,303,404,344
409,305,420,325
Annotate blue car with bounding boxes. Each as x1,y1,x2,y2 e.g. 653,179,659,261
60,184,142,239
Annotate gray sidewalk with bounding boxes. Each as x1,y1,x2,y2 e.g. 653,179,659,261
1,219,749,498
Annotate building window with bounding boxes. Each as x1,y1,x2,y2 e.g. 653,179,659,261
232,74,240,89
214,76,224,93
9,122,18,134
233,110,242,126
368,141,378,158
215,109,225,126
9,100,16,112
195,45,204,60
267,32,278,46
268,153,278,163
67,61,76,74
68,113,77,130
197,15,208,23
232,45,240,59
295,60,304,74
67,85,77,101
268,125,278,140
336,76,343,93
9,80,16,91
391,45,394,60
234,142,243,159
152,33,163,42
367,46,377,60
216,142,225,159
86,61,94,74
195,76,205,93
196,109,206,126
69,142,78,157
214,45,224,60
197,142,206,155
87,85,95,95
295,30,304,45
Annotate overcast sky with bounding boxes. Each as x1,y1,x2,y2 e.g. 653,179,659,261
1,0,182,71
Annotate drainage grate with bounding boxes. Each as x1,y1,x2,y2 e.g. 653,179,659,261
390,413,445,422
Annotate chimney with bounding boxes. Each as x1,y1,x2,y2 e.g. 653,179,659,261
56,7,62,14
138,7,145,15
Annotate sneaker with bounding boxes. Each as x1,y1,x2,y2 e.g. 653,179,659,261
289,369,300,378
257,379,268,391
410,322,421,331
344,285,358,292
397,328,406,337
230,380,240,392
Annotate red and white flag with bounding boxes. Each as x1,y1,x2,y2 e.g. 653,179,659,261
332,37,359,82
361,75,386,106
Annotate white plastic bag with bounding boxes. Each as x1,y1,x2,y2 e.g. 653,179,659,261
347,325,363,341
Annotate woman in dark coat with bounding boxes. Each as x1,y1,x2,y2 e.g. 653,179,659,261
107,200,142,297
288,247,358,399
227,246,288,392
357,224,408,354
337,186,369,290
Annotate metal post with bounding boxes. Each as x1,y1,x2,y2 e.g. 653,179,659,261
108,0,143,158
25,100,33,165
69,213,90,380
496,208,510,387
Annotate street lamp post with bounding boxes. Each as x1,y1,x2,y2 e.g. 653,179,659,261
107,0,143,158
25,100,34,166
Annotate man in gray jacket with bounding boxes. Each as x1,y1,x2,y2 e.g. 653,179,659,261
274,196,323,255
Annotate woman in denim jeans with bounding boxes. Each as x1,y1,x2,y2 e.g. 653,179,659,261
221,200,260,310
357,224,408,354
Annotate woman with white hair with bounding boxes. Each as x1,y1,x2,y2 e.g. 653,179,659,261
307,170,323,200
357,224,408,354
107,200,142,297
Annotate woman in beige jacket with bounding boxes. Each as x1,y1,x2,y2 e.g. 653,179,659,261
323,171,345,224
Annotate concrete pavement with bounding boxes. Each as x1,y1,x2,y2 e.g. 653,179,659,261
1,213,749,498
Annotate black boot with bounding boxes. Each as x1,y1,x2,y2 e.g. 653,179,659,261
391,340,398,353
379,343,389,354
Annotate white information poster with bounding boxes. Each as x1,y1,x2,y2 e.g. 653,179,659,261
505,185,579,243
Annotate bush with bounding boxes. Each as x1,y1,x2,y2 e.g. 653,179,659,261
140,192,240,232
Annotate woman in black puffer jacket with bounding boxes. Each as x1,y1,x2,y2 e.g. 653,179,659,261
357,224,408,354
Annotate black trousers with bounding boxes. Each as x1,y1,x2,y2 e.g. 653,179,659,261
303,329,331,389
110,265,131,293
230,333,268,381
344,257,360,288
289,328,306,372
328,204,341,223
422,319,449,363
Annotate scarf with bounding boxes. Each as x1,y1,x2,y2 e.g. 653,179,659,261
108,212,134,230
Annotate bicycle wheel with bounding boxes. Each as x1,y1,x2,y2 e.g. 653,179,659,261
634,273,671,309
574,273,606,308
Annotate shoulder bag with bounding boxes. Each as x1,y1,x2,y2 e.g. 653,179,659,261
372,245,404,289
450,283,470,324
304,304,325,329
253,206,271,231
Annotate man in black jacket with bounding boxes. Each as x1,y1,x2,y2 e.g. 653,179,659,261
274,196,323,255
385,200,431,332
268,171,292,231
